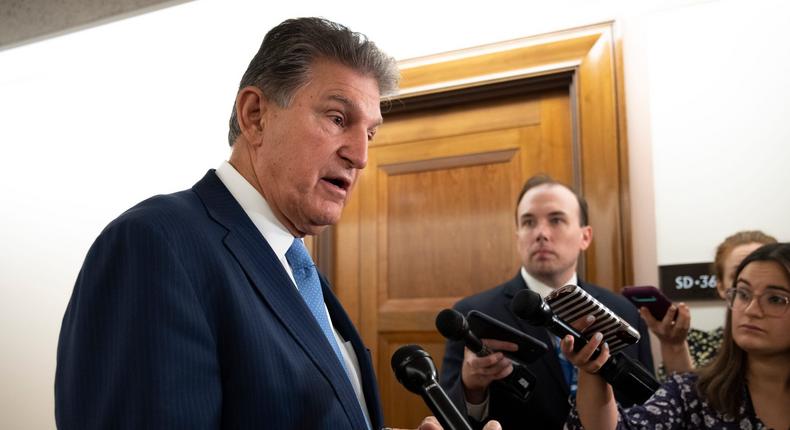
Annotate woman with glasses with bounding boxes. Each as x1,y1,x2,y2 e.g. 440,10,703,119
643,231,777,377
563,242,790,430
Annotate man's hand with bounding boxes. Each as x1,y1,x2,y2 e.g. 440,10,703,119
460,339,518,404
410,416,502,430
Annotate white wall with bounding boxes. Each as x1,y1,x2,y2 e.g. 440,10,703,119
643,1,790,328
1,0,789,428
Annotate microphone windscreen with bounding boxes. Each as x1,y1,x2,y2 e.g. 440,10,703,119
391,345,475,430
510,289,545,323
391,344,436,394
391,344,424,372
435,309,466,340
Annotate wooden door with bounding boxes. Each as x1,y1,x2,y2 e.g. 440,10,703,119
373,88,573,426
325,23,631,427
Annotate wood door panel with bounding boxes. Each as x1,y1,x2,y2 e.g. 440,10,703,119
378,298,459,332
385,155,519,300
371,125,542,309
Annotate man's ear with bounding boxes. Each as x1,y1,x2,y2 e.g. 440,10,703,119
235,86,268,146
579,225,593,251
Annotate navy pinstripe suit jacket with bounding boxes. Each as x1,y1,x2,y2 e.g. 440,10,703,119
56,170,383,429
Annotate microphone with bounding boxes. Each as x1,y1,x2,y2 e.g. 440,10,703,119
435,309,536,402
511,289,659,404
391,344,473,430
510,289,602,358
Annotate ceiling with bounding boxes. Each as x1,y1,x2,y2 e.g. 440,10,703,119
0,0,190,51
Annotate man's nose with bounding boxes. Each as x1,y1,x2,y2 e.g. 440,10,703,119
338,127,368,170
534,220,550,240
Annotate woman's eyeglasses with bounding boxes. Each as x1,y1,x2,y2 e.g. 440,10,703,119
725,287,790,317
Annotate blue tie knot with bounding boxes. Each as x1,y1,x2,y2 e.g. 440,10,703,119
286,238,314,271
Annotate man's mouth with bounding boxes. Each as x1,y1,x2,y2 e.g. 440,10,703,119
321,175,351,192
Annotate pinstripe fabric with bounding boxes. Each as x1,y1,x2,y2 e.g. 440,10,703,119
55,170,383,429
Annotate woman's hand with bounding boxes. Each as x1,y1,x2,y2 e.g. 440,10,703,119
640,303,690,346
559,315,610,374
640,303,694,373
557,314,618,430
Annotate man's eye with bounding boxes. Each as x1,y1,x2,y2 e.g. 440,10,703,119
767,294,789,305
331,115,345,127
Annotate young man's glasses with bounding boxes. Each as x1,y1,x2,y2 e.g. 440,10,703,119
725,287,790,317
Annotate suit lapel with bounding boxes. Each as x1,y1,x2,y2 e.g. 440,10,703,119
501,274,569,395
192,170,368,429
322,275,383,429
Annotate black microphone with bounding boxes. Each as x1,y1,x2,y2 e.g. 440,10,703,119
436,309,536,402
511,289,659,404
391,344,473,430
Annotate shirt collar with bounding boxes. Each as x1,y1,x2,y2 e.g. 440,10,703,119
215,160,295,264
520,267,578,299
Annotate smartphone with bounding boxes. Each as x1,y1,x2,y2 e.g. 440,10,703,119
466,310,548,364
622,285,673,321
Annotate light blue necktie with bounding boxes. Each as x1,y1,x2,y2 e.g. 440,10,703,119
285,239,350,373
555,336,578,396
286,239,372,429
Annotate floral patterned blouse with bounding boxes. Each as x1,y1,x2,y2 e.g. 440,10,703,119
565,372,774,430
657,326,724,380
687,326,724,367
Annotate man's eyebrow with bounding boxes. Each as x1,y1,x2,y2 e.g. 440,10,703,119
328,94,353,108
327,94,383,127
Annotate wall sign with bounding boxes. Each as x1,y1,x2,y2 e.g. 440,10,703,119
658,262,719,301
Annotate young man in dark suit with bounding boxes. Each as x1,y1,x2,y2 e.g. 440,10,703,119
440,175,654,430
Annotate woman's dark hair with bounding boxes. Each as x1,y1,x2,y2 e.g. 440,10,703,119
696,242,790,417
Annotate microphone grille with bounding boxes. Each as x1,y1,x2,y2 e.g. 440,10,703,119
390,344,426,373
391,344,436,393
435,308,466,340
510,289,545,323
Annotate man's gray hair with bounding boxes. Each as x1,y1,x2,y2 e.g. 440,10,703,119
227,17,400,146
